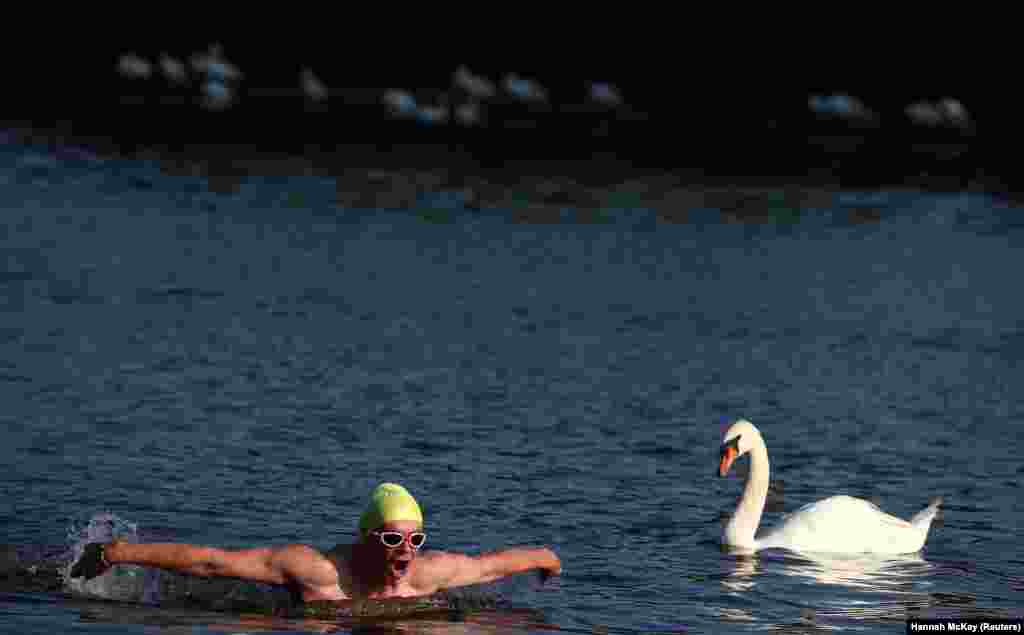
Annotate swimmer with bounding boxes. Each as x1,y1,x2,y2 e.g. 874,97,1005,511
70,483,561,603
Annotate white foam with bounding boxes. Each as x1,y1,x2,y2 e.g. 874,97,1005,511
63,512,161,604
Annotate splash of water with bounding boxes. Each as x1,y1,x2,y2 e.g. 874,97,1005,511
62,511,162,604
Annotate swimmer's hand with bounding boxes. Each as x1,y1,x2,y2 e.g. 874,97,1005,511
70,543,113,580
536,549,562,584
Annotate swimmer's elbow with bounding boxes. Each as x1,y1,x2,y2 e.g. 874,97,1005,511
187,547,229,577
478,549,543,581
431,550,547,589
184,547,268,581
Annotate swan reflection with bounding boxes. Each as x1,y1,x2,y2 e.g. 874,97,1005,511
775,549,933,590
719,551,759,593
719,547,939,623
719,545,934,591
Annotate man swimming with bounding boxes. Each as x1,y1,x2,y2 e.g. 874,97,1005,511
69,483,561,603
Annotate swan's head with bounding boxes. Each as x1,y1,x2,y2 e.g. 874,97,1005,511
718,419,762,477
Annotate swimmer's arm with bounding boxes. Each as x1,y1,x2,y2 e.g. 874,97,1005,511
414,547,561,592
104,541,341,590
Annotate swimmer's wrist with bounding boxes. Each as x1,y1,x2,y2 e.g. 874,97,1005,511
541,548,560,571
101,541,116,566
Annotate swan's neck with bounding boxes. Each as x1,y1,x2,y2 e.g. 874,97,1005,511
725,438,770,549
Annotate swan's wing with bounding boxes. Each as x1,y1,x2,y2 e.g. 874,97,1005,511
782,495,912,528
756,495,921,552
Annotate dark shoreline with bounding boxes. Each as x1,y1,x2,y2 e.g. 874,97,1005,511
4,118,1017,227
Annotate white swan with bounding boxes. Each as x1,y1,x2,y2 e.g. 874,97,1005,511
718,420,943,554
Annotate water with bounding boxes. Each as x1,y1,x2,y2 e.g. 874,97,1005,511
2,135,1022,634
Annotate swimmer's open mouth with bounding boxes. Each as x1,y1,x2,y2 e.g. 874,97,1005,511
393,560,411,574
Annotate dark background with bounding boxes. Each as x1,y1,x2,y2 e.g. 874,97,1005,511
3,34,1013,193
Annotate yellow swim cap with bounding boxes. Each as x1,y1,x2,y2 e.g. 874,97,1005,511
359,483,423,534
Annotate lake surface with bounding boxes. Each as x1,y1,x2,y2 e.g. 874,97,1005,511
2,135,1022,634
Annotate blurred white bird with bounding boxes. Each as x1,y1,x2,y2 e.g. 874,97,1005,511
906,98,971,130
808,94,875,122
383,89,418,117
117,53,152,79
905,102,942,126
503,73,547,102
190,44,242,110
190,43,242,82
454,65,496,99
301,68,328,102
938,98,969,125
158,54,187,85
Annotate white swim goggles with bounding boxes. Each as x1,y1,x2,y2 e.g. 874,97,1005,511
371,530,427,549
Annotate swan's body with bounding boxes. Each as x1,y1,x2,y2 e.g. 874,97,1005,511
718,420,942,554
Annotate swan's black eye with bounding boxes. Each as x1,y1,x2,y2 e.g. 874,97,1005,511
720,435,741,455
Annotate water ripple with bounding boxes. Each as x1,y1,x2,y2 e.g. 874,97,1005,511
2,146,1023,633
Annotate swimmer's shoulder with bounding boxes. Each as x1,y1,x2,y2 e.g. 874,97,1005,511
409,549,459,577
